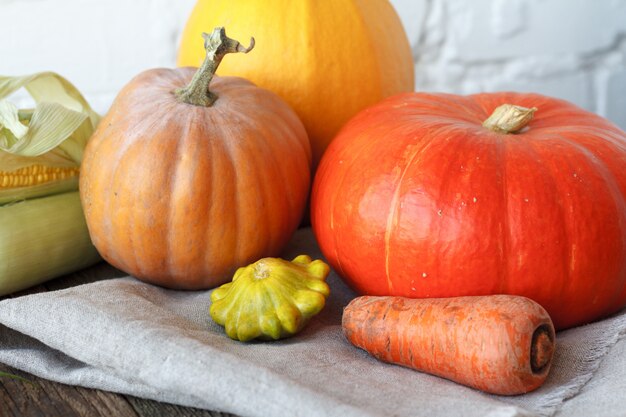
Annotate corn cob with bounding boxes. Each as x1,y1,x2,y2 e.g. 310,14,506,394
0,165,80,188
0,71,102,295
0,164,79,204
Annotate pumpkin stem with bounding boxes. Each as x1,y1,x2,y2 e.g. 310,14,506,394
482,104,537,134
175,27,255,107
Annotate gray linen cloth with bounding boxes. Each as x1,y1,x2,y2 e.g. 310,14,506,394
0,228,625,417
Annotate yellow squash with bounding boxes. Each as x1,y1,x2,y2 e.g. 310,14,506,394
177,0,415,168
210,255,330,342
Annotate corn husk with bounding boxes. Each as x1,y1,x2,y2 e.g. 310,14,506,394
0,72,101,295
0,72,99,203
0,192,101,296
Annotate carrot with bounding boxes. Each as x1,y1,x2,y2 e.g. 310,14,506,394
342,295,555,395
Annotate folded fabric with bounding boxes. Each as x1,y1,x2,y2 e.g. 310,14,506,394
0,228,624,417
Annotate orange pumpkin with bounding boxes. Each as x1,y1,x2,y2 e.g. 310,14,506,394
312,92,626,330
177,0,415,169
80,29,311,289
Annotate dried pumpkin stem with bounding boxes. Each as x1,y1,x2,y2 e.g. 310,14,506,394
482,104,537,134
175,27,255,107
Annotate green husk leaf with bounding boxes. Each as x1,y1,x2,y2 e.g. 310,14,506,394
0,71,99,128
0,148,76,172
0,100,28,140
0,71,99,164
0,178,78,206
1,101,88,159
0,192,101,296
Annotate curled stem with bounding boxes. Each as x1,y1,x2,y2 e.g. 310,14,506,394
175,27,255,107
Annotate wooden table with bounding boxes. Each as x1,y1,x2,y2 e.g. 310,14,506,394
0,268,235,417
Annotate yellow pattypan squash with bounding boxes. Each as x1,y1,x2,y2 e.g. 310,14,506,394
210,255,330,342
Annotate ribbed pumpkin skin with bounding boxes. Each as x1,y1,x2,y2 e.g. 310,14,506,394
80,68,311,289
311,92,626,330
177,0,414,168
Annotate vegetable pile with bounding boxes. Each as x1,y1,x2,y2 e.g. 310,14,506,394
5,0,626,397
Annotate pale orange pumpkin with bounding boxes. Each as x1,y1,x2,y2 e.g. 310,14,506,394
80,29,311,289
177,0,415,169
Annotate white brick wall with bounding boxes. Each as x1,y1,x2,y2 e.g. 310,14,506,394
393,0,626,128
1,0,625,128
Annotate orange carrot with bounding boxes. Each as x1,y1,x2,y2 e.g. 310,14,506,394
342,295,555,395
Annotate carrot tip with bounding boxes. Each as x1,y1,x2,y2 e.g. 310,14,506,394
530,324,555,374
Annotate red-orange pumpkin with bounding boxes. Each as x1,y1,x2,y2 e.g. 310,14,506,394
311,92,626,330
80,29,311,289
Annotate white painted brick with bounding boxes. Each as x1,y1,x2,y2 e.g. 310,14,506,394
389,0,428,50
0,0,195,113
488,72,593,111
606,69,626,129
448,0,626,61
411,0,447,63
415,62,594,111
